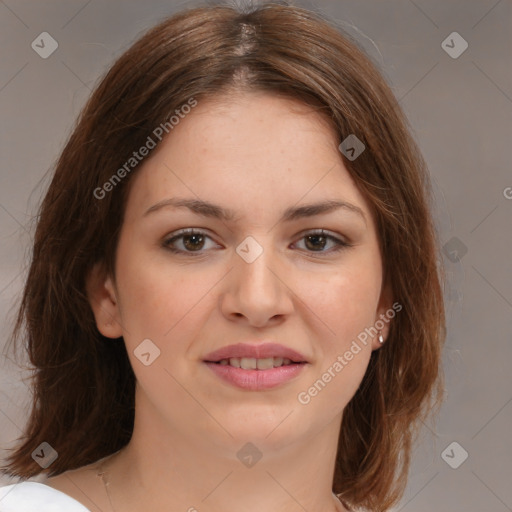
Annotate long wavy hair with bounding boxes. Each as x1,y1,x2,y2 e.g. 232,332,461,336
2,2,446,511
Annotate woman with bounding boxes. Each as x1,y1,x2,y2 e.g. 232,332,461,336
0,2,446,511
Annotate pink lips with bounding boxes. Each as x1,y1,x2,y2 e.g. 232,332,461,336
203,342,308,391
203,342,308,363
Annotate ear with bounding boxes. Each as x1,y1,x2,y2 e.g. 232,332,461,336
371,278,394,351
85,262,123,339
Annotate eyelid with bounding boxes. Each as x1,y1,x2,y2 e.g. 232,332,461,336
163,228,220,255
291,229,352,253
294,228,350,244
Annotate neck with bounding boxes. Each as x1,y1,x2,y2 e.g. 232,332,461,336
102,390,347,512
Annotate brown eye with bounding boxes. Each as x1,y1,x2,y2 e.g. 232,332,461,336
163,229,219,255
182,233,205,251
294,230,351,254
304,234,328,251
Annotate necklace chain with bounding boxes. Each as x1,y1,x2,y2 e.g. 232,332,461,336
97,458,116,512
95,454,346,512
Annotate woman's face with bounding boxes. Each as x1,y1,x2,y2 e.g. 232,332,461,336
90,92,392,455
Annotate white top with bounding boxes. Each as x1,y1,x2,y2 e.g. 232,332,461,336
0,481,346,512
0,481,91,511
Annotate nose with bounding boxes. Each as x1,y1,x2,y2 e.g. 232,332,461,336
220,240,294,328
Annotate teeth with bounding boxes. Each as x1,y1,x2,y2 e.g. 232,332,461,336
240,357,257,370
216,357,295,369
256,357,274,370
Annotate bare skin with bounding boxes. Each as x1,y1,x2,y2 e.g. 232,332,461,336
45,91,392,512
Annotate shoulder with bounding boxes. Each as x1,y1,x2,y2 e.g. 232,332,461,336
0,481,91,512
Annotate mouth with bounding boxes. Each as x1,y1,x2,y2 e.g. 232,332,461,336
203,342,308,365
207,356,303,369
203,360,307,390
202,343,309,390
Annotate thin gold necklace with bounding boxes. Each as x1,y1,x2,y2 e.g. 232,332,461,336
96,455,117,512
96,453,347,512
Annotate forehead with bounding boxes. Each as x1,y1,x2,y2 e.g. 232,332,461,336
182,91,338,161
124,92,374,226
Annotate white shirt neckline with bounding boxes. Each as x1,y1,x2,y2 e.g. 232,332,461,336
0,481,91,511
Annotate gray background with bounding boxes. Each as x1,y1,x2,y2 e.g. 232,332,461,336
0,0,511,510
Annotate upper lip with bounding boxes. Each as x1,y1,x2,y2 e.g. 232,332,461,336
203,343,308,363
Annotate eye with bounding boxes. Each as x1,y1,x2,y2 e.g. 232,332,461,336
163,228,219,255
292,230,352,254
162,228,352,256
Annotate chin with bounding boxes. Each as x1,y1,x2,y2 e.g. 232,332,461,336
217,407,310,445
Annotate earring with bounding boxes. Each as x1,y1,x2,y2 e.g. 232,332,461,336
378,331,384,343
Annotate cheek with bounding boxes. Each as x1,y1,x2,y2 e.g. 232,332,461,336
115,245,219,349
299,260,381,344
294,268,378,413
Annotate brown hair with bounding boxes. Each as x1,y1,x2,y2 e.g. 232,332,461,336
2,2,446,510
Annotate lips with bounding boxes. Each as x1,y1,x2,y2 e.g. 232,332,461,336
203,342,308,363
203,342,309,390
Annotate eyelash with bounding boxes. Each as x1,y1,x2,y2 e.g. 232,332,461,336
162,228,352,256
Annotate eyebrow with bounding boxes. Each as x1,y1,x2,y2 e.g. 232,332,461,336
143,197,366,225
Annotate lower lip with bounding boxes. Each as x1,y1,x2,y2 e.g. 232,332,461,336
204,362,307,390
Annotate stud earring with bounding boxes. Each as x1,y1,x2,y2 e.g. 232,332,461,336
378,331,384,343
